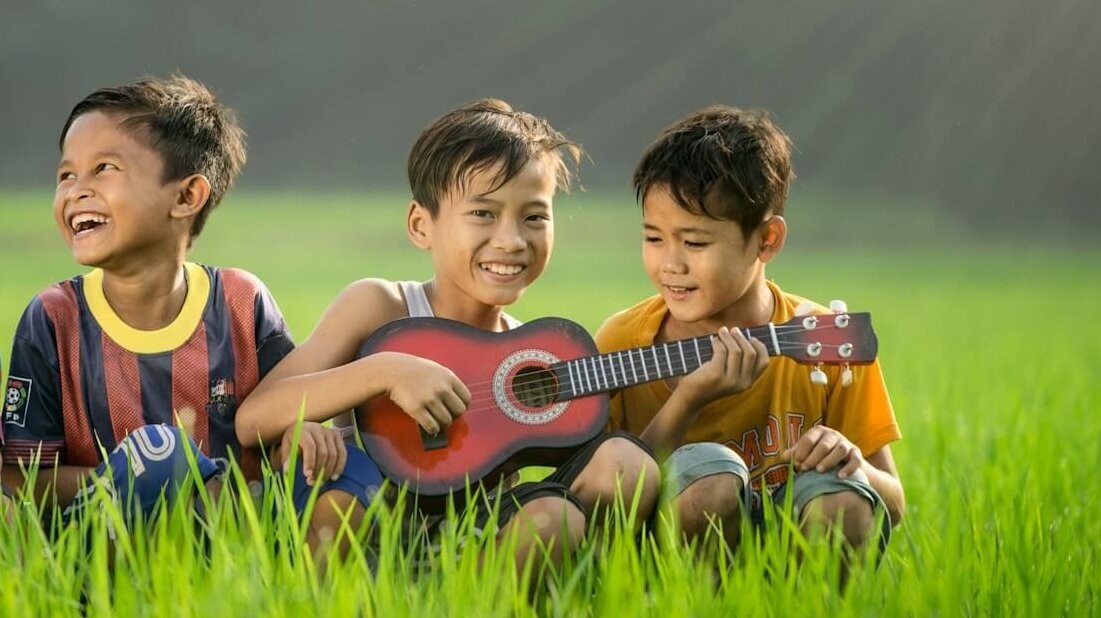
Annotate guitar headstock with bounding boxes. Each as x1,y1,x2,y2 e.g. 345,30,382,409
772,303,878,366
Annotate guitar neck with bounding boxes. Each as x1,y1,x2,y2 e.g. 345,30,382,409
551,325,777,401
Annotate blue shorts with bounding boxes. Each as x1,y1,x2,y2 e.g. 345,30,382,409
286,442,385,514
62,424,221,526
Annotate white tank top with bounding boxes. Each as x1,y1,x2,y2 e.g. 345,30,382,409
396,280,522,329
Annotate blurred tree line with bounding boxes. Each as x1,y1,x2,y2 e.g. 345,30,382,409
1,0,1097,235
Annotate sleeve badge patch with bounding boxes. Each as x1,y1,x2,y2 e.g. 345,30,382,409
4,376,32,428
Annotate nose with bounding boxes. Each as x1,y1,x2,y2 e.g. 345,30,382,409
65,181,94,205
661,245,687,274
491,218,526,252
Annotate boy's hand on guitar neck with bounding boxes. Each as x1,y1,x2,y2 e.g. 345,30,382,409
379,351,472,435
678,326,770,408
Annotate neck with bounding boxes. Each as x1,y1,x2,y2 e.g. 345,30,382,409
424,279,511,332
100,259,189,331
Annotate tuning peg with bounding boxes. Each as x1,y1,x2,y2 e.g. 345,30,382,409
795,301,815,317
840,364,853,387
810,365,828,386
829,299,848,313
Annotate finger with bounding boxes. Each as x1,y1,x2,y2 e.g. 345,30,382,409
707,332,728,372
332,434,348,480
425,400,453,429
748,336,770,379
802,434,838,470
792,426,828,466
440,389,467,419
452,376,472,407
299,433,316,485
729,327,757,382
414,408,440,435
312,430,335,482
839,446,863,479
815,442,851,472
717,327,741,379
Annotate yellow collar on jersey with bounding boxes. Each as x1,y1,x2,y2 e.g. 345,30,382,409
83,262,211,354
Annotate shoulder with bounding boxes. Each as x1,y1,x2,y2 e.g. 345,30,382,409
767,280,831,321
595,295,665,352
209,265,269,297
17,279,82,335
311,278,409,343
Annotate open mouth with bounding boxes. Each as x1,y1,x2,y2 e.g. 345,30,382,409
69,213,110,237
664,285,696,299
480,262,526,277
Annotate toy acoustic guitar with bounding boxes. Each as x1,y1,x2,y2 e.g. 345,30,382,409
354,301,877,501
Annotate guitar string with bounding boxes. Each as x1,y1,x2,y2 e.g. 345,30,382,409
428,340,861,411
367,321,858,401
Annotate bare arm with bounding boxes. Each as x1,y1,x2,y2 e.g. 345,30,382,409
861,445,905,526
639,328,769,455
2,464,94,512
235,279,469,447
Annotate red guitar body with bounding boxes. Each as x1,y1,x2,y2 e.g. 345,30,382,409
355,317,607,498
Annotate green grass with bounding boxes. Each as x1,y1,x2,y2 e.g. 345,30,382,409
1,192,1099,615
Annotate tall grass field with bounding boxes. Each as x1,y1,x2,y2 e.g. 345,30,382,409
1,192,1098,616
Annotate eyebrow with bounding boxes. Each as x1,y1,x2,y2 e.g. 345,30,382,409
57,150,125,169
642,222,715,235
471,195,551,209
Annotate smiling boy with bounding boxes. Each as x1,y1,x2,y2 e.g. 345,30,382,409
236,99,659,572
597,106,904,556
0,76,310,525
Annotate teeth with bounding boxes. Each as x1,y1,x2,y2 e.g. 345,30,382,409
70,213,109,232
481,263,524,276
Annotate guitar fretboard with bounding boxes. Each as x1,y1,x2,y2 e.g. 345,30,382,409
551,324,781,400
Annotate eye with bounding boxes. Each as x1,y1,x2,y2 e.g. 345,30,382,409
644,235,662,244
468,209,494,219
96,162,119,173
526,212,551,223
685,241,710,249
57,171,75,183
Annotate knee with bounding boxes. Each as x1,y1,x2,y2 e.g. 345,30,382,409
801,491,875,546
673,472,744,533
515,496,586,549
586,437,661,499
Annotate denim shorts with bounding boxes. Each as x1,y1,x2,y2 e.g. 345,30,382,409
664,442,891,544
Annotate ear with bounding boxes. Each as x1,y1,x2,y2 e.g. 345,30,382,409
170,174,212,220
757,215,787,263
406,200,434,250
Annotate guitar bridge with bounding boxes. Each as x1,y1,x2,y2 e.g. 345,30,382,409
420,427,448,451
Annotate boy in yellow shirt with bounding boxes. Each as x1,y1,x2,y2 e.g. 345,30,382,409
596,106,904,553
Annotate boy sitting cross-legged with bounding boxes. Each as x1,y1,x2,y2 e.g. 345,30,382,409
596,106,905,561
235,99,660,574
0,76,340,532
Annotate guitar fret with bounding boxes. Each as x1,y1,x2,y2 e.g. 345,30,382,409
693,337,702,367
678,340,687,373
651,346,661,378
568,361,580,397
628,350,638,384
663,344,673,376
639,348,649,380
598,356,608,389
584,358,594,393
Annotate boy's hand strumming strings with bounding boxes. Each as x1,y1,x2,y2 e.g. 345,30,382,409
380,352,471,435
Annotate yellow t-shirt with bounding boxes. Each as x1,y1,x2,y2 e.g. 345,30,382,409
595,280,901,490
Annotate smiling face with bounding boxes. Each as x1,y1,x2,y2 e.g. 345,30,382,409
407,154,557,322
54,111,184,272
642,184,784,331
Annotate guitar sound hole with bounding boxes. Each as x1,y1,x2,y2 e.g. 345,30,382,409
512,366,559,408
